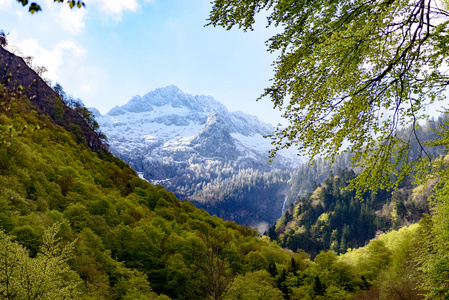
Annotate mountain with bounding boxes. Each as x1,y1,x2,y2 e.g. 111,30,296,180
0,46,299,299
0,46,104,152
96,85,293,168
94,86,303,230
0,45,433,300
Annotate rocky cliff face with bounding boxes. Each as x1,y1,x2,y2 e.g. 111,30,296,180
94,85,302,228
0,47,105,152
190,113,239,160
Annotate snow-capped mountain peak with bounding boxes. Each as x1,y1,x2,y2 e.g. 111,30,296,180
92,86,304,228
95,86,301,175
109,85,229,116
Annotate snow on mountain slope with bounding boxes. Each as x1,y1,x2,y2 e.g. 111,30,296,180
95,85,300,170
93,86,303,227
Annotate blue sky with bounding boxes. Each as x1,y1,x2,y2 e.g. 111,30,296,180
0,0,285,125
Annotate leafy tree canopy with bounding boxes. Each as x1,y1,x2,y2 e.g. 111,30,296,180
16,0,85,14
207,0,449,195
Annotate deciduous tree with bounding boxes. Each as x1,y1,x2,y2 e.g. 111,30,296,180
207,0,449,194
0,222,81,299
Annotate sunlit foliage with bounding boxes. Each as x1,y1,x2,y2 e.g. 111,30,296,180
208,0,449,197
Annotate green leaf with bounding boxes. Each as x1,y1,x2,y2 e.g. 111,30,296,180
28,3,41,14
208,0,449,195
17,0,28,6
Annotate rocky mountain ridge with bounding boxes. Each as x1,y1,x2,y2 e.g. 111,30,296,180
0,46,105,152
94,85,302,229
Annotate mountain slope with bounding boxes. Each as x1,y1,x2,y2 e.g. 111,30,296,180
96,85,286,167
95,86,302,228
270,168,429,257
0,46,300,300
0,47,104,152
0,46,434,300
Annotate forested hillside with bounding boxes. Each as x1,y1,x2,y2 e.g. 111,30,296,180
0,44,422,300
284,115,447,210
4,37,445,300
5,0,449,297
285,153,356,210
271,168,430,257
0,46,311,299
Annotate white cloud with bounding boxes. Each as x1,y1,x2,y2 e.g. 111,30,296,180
57,5,87,33
56,40,87,57
12,37,86,83
85,0,139,17
101,0,139,14
0,0,13,8
43,0,87,34
15,10,24,20
0,0,24,20
6,0,152,32
85,0,155,19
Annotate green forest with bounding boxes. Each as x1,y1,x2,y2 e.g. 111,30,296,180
0,42,447,300
4,0,449,299
0,71,435,300
0,44,439,300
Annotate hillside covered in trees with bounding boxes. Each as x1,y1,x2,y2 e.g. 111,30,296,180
0,46,301,299
271,168,429,257
0,36,443,300
5,0,449,295
0,41,424,300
